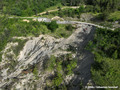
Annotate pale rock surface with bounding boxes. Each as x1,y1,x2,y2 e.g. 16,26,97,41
0,23,95,90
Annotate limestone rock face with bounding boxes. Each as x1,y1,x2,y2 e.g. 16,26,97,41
0,23,95,90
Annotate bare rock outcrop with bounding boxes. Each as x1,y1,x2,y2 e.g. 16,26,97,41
0,23,95,90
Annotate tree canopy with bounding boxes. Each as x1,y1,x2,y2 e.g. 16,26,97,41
86,28,120,87
0,0,120,16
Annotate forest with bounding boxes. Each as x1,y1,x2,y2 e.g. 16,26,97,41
86,28,120,88
0,0,120,89
0,0,120,16
0,0,61,16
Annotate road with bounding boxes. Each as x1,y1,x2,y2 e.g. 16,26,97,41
9,16,115,30
9,5,114,31
56,20,114,30
0,15,114,88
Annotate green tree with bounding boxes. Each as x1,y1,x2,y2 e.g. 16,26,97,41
53,72,63,86
3,6,7,14
66,24,73,31
11,7,22,16
98,11,109,20
112,50,118,59
57,6,61,11
48,21,58,32
86,27,120,87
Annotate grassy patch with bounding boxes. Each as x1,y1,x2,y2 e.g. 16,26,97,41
11,39,28,56
54,24,74,38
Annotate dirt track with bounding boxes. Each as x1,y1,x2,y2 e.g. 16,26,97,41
35,6,80,16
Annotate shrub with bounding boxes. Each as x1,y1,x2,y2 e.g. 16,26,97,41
33,66,39,79
112,50,118,59
66,60,77,75
53,72,63,86
65,24,73,31
33,66,38,76
85,5,94,12
98,12,109,20
11,7,22,16
0,53,2,62
45,54,77,87
47,21,58,32
12,39,27,56
44,55,56,70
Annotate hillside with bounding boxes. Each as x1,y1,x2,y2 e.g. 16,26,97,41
0,0,120,90
0,19,95,89
0,0,120,16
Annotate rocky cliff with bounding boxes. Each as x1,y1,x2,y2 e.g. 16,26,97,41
0,23,95,90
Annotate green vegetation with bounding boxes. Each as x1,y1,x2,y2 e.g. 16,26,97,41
66,60,77,75
51,24,74,38
108,11,120,21
87,0,120,22
66,24,74,31
47,21,58,32
0,53,2,62
32,66,39,80
45,54,77,88
61,0,84,6
86,28,120,88
98,22,113,28
42,6,85,18
0,0,61,16
11,39,28,56
45,3,62,11
86,28,120,58
42,4,119,25
0,17,74,62
92,0,120,12
52,62,63,86
33,66,38,76
0,0,120,88
1,0,119,17
97,12,109,21
58,6,84,18
91,55,120,87
44,55,56,70
40,0,120,26
9,60,18,73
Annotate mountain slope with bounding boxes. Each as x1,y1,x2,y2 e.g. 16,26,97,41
0,23,95,90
